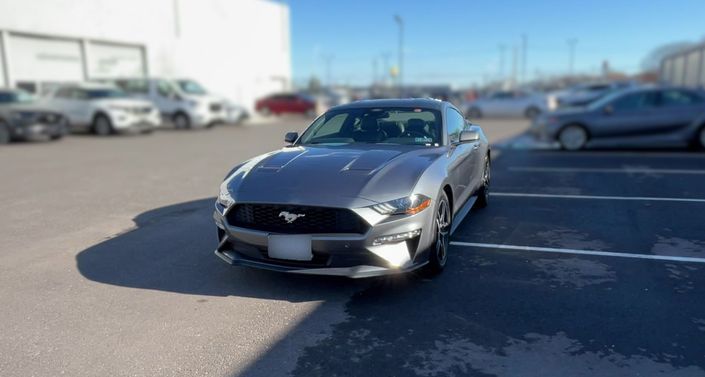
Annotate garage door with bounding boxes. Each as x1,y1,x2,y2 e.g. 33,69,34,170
8,34,84,82
87,42,145,79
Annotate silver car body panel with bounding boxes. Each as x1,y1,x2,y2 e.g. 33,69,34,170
213,99,490,277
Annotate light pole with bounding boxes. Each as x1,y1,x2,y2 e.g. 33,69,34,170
394,15,404,96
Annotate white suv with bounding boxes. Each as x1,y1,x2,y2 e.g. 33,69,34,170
114,78,226,129
43,83,161,135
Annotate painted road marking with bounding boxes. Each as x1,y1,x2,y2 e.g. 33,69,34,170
493,192,705,204
450,241,705,264
508,166,705,175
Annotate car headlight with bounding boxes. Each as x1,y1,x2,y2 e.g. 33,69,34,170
11,111,33,120
371,194,432,216
217,183,235,208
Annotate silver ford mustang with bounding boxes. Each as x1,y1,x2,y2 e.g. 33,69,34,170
213,99,490,278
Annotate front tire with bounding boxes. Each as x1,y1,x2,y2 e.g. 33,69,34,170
173,112,191,129
525,106,541,119
92,114,113,136
0,120,10,144
422,191,451,276
558,124,589,151
474,155,491,209
697,126,705,150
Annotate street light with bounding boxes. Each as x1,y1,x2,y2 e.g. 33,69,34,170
394,14,404,96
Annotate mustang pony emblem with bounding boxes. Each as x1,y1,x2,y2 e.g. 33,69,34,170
279,211,306,224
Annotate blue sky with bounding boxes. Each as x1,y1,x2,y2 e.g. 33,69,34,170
284,0,705,87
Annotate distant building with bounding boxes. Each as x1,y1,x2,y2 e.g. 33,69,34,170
660,42,705,89
0,0,291,110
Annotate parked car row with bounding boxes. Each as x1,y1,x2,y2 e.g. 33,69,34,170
461,81,637,120
0,78,250,145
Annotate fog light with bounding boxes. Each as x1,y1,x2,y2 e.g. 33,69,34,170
372,229,421,246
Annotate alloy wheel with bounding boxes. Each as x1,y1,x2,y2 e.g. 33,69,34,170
434,198,451,267
94,116,112,136
559,125,588,150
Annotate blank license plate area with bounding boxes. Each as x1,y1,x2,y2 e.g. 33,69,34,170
267,235,312,261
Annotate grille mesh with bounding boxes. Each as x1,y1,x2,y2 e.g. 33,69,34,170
227,204,368,234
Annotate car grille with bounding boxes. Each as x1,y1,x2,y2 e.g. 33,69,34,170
129,107,152,115
210,103,223,112
226,204,368,234
38,113,62,124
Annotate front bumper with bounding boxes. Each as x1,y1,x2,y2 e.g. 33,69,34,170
10,121,64,139
109,111,162,133
212,203,435,278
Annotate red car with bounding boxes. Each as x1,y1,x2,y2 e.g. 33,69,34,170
255,93,316,116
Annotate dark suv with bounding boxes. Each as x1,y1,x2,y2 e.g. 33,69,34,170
0,89,67,144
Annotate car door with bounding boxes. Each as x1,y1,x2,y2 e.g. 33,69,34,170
480,92,504,117
152,80,179,116
590,91,660,138
445,108,476,213
52,88,85,128
654,89,705,135
71,89,95,126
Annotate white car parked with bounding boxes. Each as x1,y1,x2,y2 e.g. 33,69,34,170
114,78,226,129
43,83,161,135
462,90,548,119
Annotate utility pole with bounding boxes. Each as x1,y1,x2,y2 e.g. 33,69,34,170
498,44,506,82
511,45,518,89
394,15,404,96
567,38,578,76
521,34,528,84
372,58,378,84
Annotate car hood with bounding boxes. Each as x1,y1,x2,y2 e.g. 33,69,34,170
3,102,56,113
226,144,445,208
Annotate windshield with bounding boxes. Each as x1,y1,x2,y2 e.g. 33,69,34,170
176,80,208,95
587,89,630,110
0,91,36,104
298,107,442,146
86,89,127,99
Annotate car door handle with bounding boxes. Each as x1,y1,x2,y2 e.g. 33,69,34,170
472,143,480,150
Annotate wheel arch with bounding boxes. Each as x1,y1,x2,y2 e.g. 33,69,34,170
442,184,454,216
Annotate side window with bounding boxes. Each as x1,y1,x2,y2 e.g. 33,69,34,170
611,93,656,112
72,90,88,100
446,108,464,143
55,88,72,98
660,90,702,107
0,92,13,103
156,81,175,98
118,80,149,94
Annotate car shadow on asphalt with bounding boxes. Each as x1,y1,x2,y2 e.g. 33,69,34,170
75,197,371,302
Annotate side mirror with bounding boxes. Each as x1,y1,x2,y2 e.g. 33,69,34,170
459,130,480,143
603,105,614,115
284,132,299,144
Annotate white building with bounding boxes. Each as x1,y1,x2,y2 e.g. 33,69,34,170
0,0,291,110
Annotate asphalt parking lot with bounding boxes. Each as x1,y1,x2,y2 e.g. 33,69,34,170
1,117,705,376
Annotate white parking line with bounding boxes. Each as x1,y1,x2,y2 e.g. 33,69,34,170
493,192,705,203
450,241,705,264
509,166,705,175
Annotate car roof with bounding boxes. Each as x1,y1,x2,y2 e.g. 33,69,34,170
60,82,119,90
331,98,450,112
